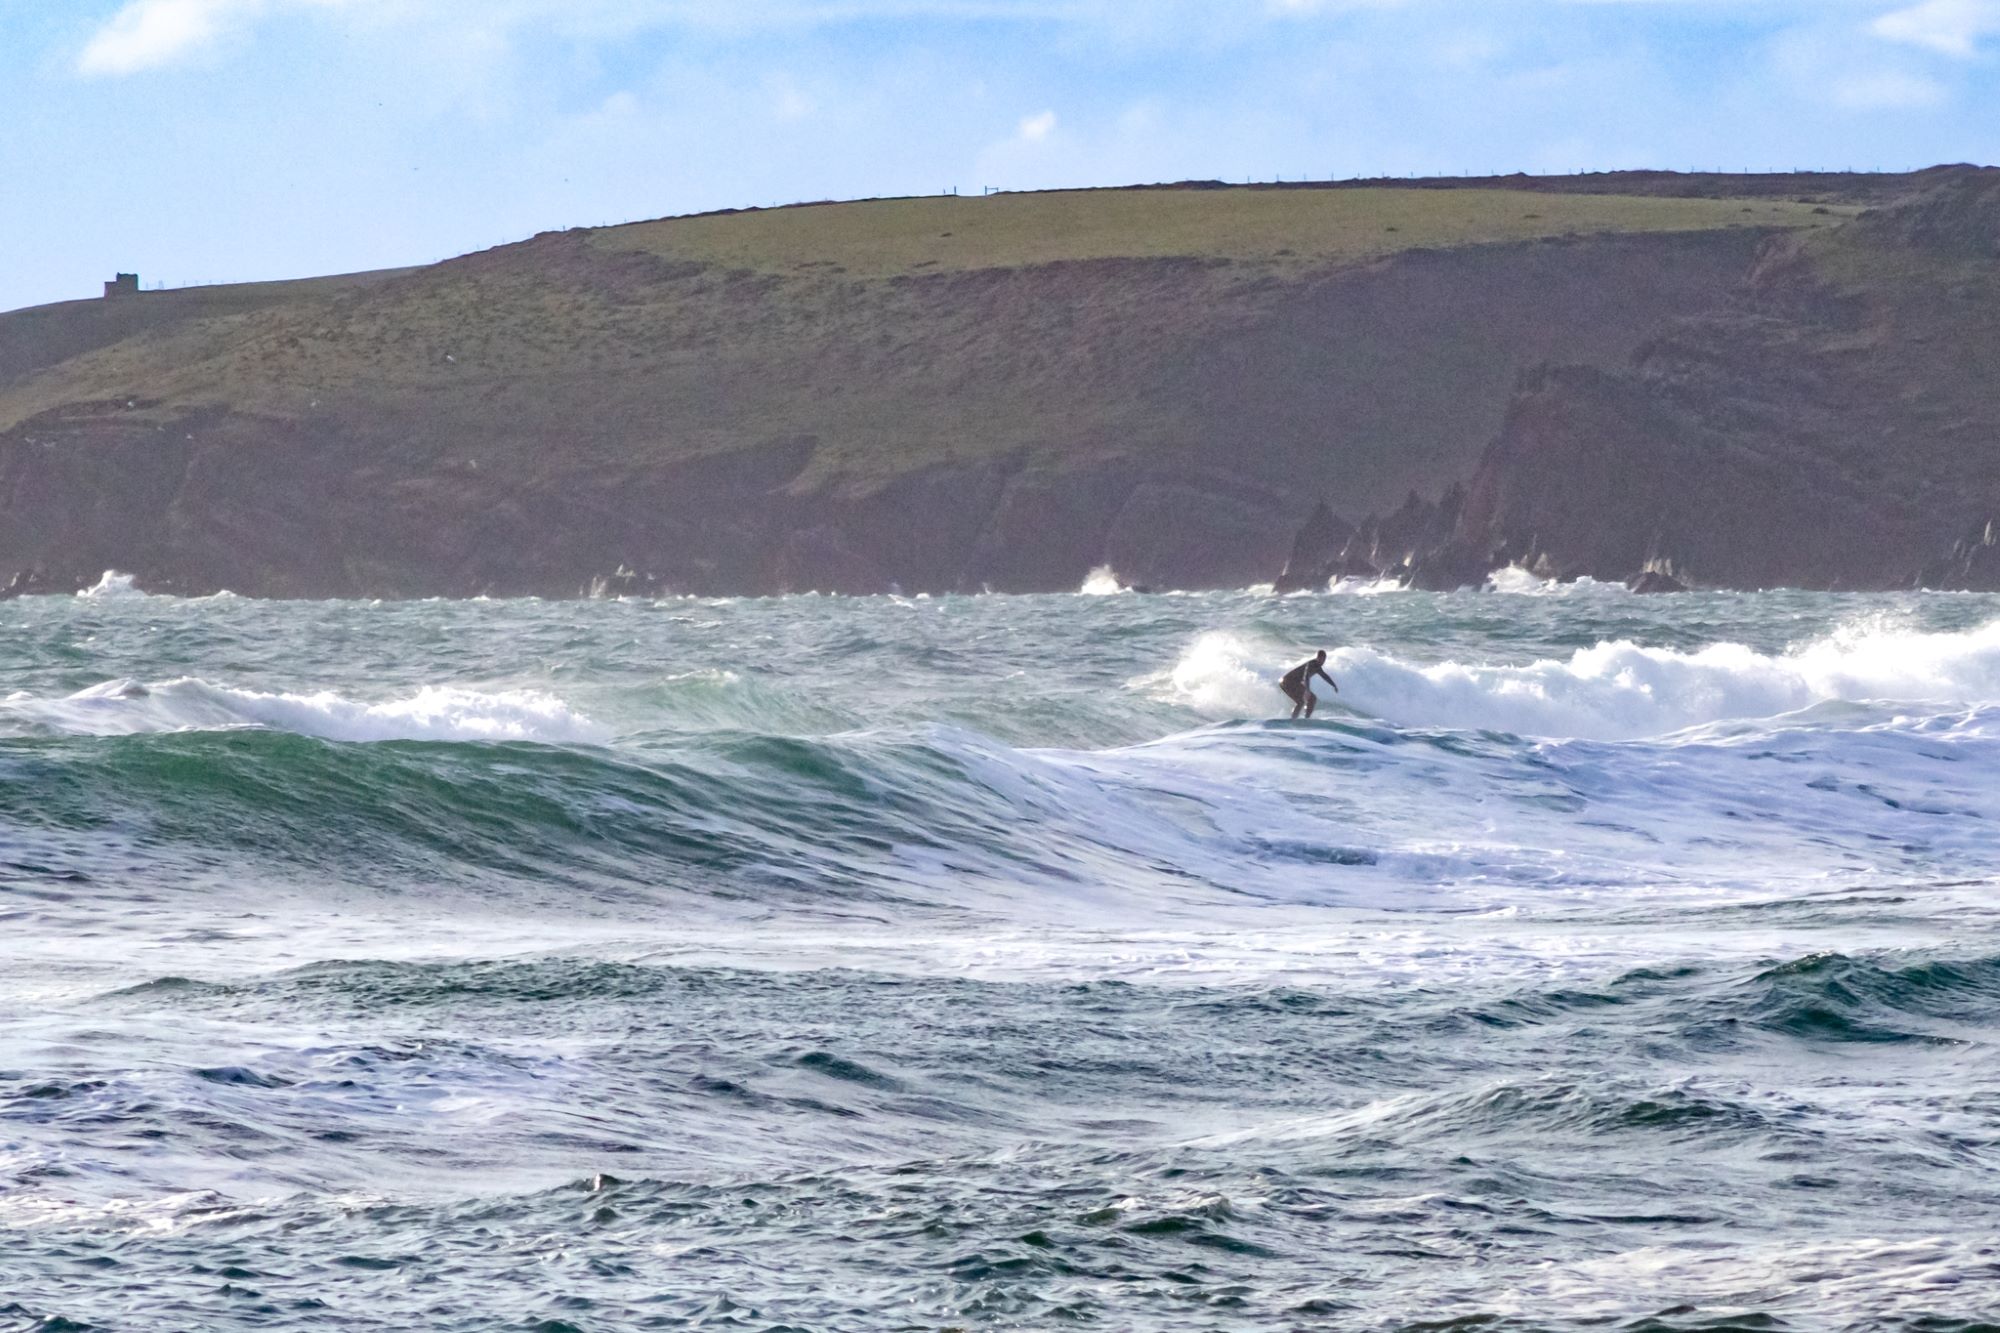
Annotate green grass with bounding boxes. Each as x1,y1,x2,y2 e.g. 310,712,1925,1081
593,187,1854,278
0,182,1865,488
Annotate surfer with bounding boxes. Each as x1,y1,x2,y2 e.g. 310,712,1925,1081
1279,651,1339,719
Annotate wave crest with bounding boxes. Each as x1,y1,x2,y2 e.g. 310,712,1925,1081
1079,566,1127,596
1158,618,2000,739
75,570,147,600
1484,567,1627,597
1,678,607,745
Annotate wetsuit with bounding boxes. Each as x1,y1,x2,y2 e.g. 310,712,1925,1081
1280,658,1337,719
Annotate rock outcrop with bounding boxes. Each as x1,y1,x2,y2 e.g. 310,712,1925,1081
1275,487,1465,591
1273,501,1359,592
0,567,79,600
1626,560,1691,595
1276,167,2000,593
1918,520,2000,591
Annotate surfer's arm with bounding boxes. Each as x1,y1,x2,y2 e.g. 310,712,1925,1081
1315,668,1339,693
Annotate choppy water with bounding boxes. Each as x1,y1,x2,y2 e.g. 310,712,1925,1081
4,575,1999,1331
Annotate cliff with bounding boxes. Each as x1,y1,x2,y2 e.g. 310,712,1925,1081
0,176,1874,598
1399,167,2000,592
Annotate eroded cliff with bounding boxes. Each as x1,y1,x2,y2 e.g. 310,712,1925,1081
0,179,1855,597
1403,168,2000,592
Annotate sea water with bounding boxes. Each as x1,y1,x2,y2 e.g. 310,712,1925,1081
2,579,1997,1330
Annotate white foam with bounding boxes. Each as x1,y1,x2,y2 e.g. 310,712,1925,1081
75,570,147,600
1153,631,1302,714
1155,618,2000,740
1329,575,1407,596
1483,1234,1989,1327
1078,565,1127,596
1485,567,1625,597
1,678,607,745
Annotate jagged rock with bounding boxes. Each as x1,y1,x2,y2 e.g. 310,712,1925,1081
1624,557,1690,593
1405,538,1514,592
1918,518,2000,590
1273,485,1474,592
1371,484,1464,568
0,567,84,600
1627,569,1688,594
1274,500,1362,592
585,565,667,599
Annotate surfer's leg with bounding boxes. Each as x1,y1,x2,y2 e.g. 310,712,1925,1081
1303,692,1317,719
1281,682,1305,718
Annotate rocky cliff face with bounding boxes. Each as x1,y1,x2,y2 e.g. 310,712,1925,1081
0,186,1784,598
1275,167,2000,593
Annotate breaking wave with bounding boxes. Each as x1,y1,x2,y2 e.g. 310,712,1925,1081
75,570,147,600
1327,575,1407,596
0,678,607,745
1485,566,1627,597
1158,618,2000,740
1079,565,1127,596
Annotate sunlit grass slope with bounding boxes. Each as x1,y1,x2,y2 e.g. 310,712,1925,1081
594,187,1851,277
0,179,1840,501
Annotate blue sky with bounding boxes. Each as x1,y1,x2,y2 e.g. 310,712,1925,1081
3,0,1997,312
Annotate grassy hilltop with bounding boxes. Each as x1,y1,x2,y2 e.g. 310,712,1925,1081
598,187,1840,277
0,172,1958,597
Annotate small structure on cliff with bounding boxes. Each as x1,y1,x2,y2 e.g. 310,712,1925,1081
104,273,139,298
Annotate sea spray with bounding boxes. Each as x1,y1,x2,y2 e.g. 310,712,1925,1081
1484,566,1628,598
1327,575,1407,596
1157,616,2000,740
75,570,147,600
0,678,608,743
1079,565,1128,595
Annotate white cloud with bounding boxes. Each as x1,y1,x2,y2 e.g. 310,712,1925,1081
1432,30,1504,71
596,89,640,118
1017,108,1057,140
68,1,1129,77
1833,67,1948,105
765,73,816,121
1871,0,2000,57
52,0,1761,80
74,0,1963,83
1767,18,1962,114
76,0,369,75
78,0,258,75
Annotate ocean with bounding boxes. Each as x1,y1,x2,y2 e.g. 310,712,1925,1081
2,573,1997,1331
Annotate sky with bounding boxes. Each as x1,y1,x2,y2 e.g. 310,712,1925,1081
2,0,1998,311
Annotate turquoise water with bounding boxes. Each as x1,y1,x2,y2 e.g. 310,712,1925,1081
3,581,1998,1330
